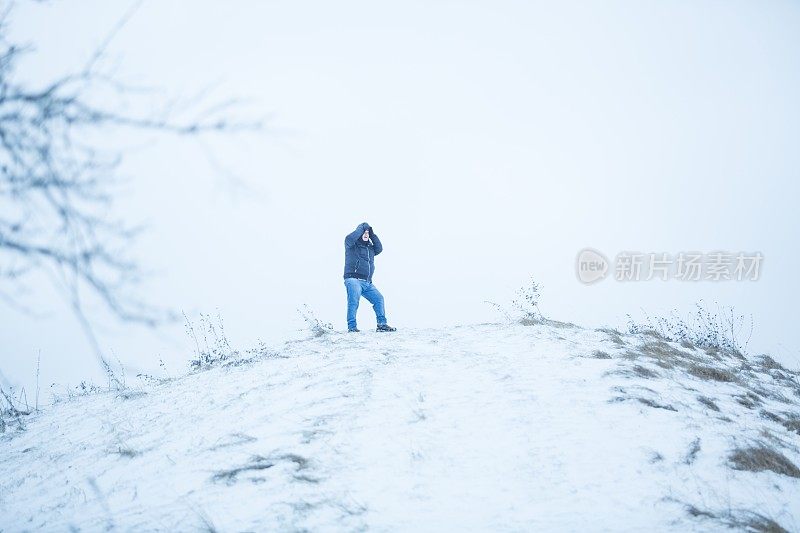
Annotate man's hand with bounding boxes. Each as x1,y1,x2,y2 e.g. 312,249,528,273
367,225,374,235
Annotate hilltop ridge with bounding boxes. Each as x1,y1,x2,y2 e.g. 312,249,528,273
1,321,799,531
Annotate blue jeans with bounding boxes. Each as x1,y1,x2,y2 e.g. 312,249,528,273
344,278,387,330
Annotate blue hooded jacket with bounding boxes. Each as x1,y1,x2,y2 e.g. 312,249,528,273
343,222,383,282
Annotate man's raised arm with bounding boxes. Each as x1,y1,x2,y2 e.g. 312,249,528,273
345,222,370,248
370,227,383,255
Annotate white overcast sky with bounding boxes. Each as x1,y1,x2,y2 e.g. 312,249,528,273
2,0,799,393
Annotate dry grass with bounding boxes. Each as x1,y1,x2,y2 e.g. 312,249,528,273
616,336,799,425
759,410,783,424
723,512,790,533
598,327,626,346
687,506,790,533
729,444,800,478
734,392,763,410
648,451,664,463
212,453,311,485
782,413,800,435
750,385,795,405
631,365,659,378
623,340,744,385
687,364,737,383
736,515,790,533
0,386,29,432
637,398,677,412
525,317,579,329
755,355,789,373
679,339,694,350
212,455,275,485
685,505,716,519
605,364,660,380
112,446,141,458
696,396,720,412
684,438,701,465
750,355,800,399
759,410,800,436
626,302,753,358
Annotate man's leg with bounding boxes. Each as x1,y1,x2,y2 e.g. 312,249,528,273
344,278,362,330
361,281,387,326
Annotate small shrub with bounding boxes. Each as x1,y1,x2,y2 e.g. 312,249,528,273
101,356,128,393
487,278,581,331
49,357,134,402
0,385,29,431
297,304,334,337
185,310,241,369
73,380,102,395
487,277,546,325
626,301,753,357
510,277,544,324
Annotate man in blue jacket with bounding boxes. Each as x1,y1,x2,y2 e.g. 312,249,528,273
343,222,396,332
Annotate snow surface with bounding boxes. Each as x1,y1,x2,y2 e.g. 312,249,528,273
2,322,799,531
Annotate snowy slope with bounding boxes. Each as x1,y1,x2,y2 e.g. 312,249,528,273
2,321,799,532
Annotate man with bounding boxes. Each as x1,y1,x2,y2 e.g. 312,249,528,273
343,222,396,332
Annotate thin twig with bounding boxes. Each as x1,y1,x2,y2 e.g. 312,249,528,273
35,350,40,411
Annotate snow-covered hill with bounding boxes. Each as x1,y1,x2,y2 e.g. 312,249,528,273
2,321,799,531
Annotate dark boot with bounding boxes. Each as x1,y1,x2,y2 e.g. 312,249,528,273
376,324,396,332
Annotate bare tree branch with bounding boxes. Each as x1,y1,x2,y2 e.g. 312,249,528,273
0,2,261,366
